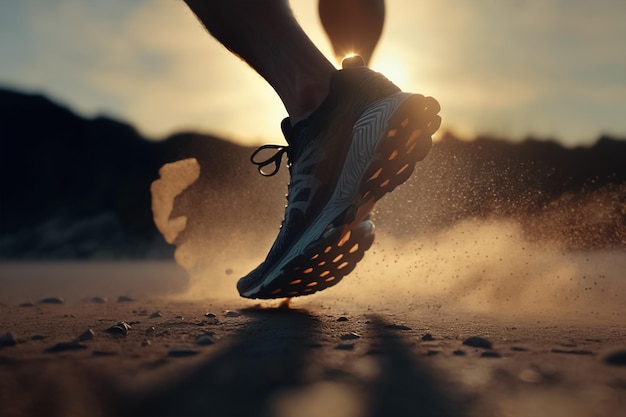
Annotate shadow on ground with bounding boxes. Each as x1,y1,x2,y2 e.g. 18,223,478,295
122,309,469,417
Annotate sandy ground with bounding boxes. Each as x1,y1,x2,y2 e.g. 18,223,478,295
1,259,625,417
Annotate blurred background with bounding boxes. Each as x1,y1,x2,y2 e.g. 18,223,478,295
1,0,625,261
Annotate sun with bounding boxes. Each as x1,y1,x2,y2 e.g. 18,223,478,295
369,53,409,89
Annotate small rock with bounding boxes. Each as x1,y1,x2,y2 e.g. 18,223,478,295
340,332,361,341
196,334,216,346
141,339,151,347
205,312,217,318
145,326,156,336
106,321,131,336
92,350,117,357
0,332,17,347
385,324,412,331
425,349,440,356
45,342,87,353
224,310,241,318
603,350,626,366
335,342,355,350
31,335,45,341
77,329,95,341
149,311,163,319
39,297,64,305
19,301,35,307
91,297,107,304
463,336,493,349
453,349,466,356
168,348,199,357
175,315,184,320
519,368,542,383
481,351,501,358
550,348,593,355
337,316,349,322
421,333,434,341
117,296,135,302
511,346,528,352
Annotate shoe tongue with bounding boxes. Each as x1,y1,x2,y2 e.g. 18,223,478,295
280,117,296,146
280,116,315,162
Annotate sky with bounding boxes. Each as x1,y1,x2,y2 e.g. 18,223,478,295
1,0,625,147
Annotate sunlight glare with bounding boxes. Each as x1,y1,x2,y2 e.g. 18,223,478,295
370,56,409,90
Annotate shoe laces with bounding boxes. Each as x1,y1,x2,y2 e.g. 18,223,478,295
250,144,290,176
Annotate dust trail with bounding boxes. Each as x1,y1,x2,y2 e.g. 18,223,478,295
150,155,625,322
312,222,625,323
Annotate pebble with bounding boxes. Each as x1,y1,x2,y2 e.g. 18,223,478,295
335,342,355,350
117,296,135,302
511,346,528,352
421,333,435,341
425,349,440,356
39,297,64,305
77,329,94,341
145,326,156,336
453,349,466,356
91,297,107,304
550,348,593,355
340,332,361,341
224,310,241,318
204,313,219,324
19,301,35,307
603,350,626,366
385,324,412,331
0,332,17,347
45,342,87,353
196,334,216,346
106,321,131,336
141,339,151,347
149,311,163,318
92,350,117,357
519,368,542,383
462,336,493,349
168,348,199,357
336,316,349,322
481,351,501,358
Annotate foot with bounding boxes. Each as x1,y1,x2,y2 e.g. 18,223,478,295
238,56,441,299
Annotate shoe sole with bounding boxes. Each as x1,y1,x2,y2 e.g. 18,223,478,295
255,219,375,298
240,92,440,299
348,92,440,225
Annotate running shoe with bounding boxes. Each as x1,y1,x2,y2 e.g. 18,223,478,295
238,56,440,299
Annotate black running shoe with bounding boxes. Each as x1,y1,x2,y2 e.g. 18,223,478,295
238,56,440,299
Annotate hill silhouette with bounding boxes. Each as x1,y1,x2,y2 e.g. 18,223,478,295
1,87,624,259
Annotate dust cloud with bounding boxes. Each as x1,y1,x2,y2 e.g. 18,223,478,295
151,156,625,323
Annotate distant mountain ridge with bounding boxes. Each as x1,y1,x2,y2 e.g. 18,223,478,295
1,87,624,259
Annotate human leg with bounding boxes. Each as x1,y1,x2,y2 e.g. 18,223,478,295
183,0,335,125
